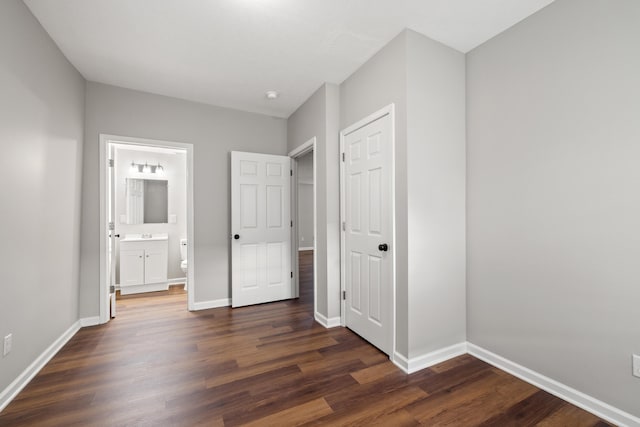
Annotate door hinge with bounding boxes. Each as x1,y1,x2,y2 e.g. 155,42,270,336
341,152,345,162
108,159,114,167
108,221,115,231
109,285,115,294
290,169,293,176
291,271,293,278
291,220,293,228
342,221,346,231
342,290,346,300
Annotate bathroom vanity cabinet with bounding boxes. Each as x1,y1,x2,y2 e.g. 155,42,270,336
119,234,168,295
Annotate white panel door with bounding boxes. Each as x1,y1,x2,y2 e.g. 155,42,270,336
344,113,393,355
231,151,292,307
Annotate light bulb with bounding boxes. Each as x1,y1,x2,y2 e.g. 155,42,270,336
143,163,150,173
156,164,164,176
130,162,137,172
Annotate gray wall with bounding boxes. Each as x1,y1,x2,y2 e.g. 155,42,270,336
0,0,85,395
297,152,314,249
467,0,640,417
81,82,287,315
325,84,341,319
406,30,466,358
340,31,410,355
287,83,341,319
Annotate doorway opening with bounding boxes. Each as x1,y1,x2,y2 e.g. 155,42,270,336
289,137,317,315
99,135,195,323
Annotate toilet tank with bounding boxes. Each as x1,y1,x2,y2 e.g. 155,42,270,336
179,239,187,260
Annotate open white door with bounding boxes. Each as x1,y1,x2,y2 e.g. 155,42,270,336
107,150,117,318
343,111,393,355
231,151,292,307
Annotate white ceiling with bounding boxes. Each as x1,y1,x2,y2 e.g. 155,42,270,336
25,0,555,118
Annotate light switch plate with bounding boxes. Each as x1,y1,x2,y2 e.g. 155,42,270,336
169,214,177,224
633,354,640,378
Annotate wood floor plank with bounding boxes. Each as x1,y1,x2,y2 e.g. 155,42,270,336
204,351,322,388
415,356,493,395
310,386,427,426
235,335,340,367
406,369,509,423
367,408,421,426
350,360,402,384
536,403,604,427
323,364,435,414
430,353,477,373
241,398,333,427
477,390,566,426
418,368,539,426
0,251,613,426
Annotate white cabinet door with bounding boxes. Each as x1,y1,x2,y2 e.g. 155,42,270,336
120,249,145,286
344,112,393,355
144,247,167,284
231,151,292,307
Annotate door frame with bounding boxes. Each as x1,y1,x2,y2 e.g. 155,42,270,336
339,104,396,358
99,134,195,323
288,137,317,316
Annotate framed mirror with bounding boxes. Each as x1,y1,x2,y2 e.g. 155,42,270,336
126,178,168,224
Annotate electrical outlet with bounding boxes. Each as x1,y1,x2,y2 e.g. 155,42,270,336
633,354,640,378
3,334,12,357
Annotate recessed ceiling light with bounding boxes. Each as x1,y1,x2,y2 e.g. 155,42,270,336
265,90,279,100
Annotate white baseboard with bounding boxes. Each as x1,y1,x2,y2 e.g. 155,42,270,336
168,277,187,285
79,316,101,327
314,312,341,328
0,320,81,412
298,247,314,251
392,342,468,374
191,298,231,311
467,343,640,427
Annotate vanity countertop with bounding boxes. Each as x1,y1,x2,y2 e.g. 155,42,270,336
121,233,168,242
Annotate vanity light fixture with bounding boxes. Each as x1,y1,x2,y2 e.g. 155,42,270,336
129,161,165,175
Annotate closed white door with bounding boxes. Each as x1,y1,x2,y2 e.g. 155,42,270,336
343,112,393,355
231,151,292,307
120,249,144,286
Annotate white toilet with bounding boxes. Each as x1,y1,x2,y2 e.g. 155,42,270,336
180,239,188,289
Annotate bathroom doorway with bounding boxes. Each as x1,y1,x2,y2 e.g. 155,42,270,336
289,138,317,313
99,135,195,323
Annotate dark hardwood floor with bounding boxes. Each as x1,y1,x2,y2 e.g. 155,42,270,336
1,251,611,426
